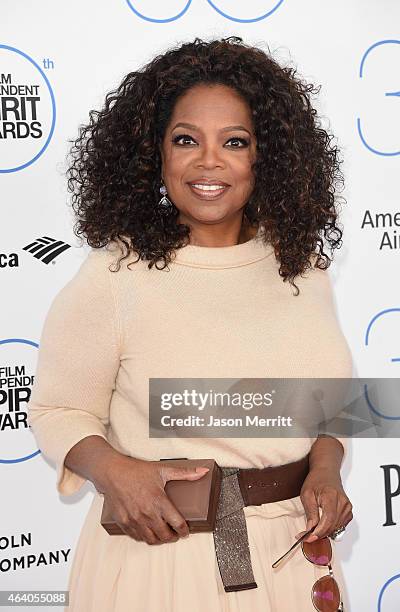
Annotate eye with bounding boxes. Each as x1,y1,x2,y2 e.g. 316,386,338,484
172,134,196,146
172,134,250,148
227,137,249,148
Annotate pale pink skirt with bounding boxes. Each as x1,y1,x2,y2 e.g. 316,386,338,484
65,491,348,611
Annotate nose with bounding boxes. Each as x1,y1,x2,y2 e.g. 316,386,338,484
195,142,225,169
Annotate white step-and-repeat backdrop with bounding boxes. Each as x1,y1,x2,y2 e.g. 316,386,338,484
1,1,399,610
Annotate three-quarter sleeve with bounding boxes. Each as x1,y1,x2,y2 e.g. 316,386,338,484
305,262,353,464
27,248,121,497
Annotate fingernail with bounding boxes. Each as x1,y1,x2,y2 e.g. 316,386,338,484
195,467,210,473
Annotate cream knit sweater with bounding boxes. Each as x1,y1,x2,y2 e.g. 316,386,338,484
27,227,352,496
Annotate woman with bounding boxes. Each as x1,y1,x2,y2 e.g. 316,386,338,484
28,36,353,611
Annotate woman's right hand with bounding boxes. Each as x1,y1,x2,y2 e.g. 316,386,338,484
94,454,210,545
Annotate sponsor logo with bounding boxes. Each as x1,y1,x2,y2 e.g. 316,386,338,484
0,339,40,464
360,210,400,251
22,237,71,265
0,45,56,173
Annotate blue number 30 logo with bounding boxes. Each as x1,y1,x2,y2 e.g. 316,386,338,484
125,0,284,23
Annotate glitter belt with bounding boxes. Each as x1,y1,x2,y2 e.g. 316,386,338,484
213,454,310,592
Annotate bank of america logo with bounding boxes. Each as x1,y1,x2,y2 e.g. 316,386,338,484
23,237,71,264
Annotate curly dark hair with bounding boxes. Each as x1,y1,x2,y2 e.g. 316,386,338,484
66,35,345,295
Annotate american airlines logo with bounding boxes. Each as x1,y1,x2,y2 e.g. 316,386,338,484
22,236,71,264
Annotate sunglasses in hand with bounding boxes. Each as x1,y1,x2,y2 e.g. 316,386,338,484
272,528,344,612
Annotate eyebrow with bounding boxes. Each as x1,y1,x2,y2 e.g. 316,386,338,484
171,122,252,136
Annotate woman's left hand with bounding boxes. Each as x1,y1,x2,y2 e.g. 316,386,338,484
296,467,353,543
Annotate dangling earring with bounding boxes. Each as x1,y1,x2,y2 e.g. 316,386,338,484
158,181,173,215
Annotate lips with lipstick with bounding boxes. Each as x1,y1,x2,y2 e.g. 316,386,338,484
187,178,230,200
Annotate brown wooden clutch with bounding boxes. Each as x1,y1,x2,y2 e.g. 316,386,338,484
100,458,222,535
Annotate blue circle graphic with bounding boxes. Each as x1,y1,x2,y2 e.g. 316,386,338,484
378,574,400,611
206,0,284,23
358,39,400,157
364,384,400,421
0,44,56,173
365,308,400,363
125,0,284,23
364,308,400,419
125,0,192,22
0,338,41,463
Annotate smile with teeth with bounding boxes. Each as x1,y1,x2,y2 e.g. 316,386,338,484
191,184,227,191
